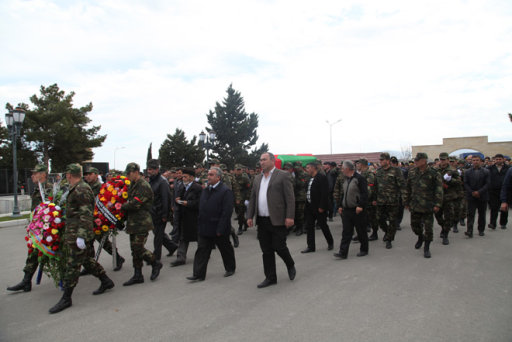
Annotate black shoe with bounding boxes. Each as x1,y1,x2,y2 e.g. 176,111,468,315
150,260,163,281
92,275,114,295
386,241,392,249
232,234,239,248
501,225,507,230
357,251,368,257
237,228,243,235
7,272,32,292
224,270,235,277
333,252,347,259
327,244,334,251
465,231,473,238
368,234,378,241
352,236,359,242
488,224,496,229
301,248,315,253
453,224,459,233
257,279,277,288
166,244,178,257
460,219,465,226
113,254,125,271
328,217,333,222
79,268,90,276
295,228,303,236
170,260,185,267
186,275,205,281
442,237,449,245
479,231,485,236
424,241,431,258
415,235,424,249
49,287,73,314
396,225,402,231
123,269,144,286
287,266,296,280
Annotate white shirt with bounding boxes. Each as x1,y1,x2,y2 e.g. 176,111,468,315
258,167,275,217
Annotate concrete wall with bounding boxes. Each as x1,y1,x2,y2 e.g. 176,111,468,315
0,195,32,215
412,136,512,160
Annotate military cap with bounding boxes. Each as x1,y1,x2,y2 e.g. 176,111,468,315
194,163,204,169
390,156,398,163
170,167,177,172
84,166,99,174
32,164,48,173
283,162,293,170
439,152,449,160
449,156,456,162
65,163,82,176
414,152,428,161
147,159,160,169
357,158,368,165
209,158,220,165
380,152,390,160
293,161,303,167
219,164,228,170
125,162,140,174
330,161,337,167
235,164,244,170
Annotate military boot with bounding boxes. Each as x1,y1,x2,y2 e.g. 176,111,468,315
442,230,449,245
79,267,90,276
7,271,33,292
113,253,125,271
150,260,163,281
368,231,378,241
414,235,424,249
453,223,459,233
123,268,144,286
424,241,431,258
49,287,74,314
237,224,244,235
93,274,115,295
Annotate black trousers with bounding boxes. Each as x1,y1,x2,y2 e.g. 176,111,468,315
192,234,236,279
305,204,334,250
339,208,368,256
489,193,508,227
257,216,295,282
152,219,177,260
467,198,487,233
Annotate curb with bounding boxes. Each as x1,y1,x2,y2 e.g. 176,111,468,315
0,219,29,229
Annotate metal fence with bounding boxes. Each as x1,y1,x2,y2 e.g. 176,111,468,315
0,168,34,196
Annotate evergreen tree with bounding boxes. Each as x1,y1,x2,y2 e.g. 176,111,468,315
15,84,106,172
205,84,267,168
147,142,153,162
158,128,204,169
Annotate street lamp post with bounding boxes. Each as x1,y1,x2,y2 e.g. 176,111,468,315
198,130,216,163
326,119,342,155
5,107,26,217
113,147,126,171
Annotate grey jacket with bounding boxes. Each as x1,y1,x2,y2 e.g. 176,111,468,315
340,172,368,209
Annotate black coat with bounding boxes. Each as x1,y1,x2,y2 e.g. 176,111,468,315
306,172,330,211
489,164,510,195
198,182,234,237
149,173,171,221
464,167,491,201
177,182,202,242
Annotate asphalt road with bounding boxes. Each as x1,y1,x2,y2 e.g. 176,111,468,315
1,212,511,342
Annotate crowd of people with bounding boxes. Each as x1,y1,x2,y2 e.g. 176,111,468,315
6,151,512,313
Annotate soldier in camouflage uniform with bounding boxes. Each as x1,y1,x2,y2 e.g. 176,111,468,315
455,159,467,228
49,164,115,314
234,164,251,234
358,159,379,240
82,167,125,273
403,153,443,258
333,164,345,213
121,163,163,286
449,157,464,232
194,163,208,188
286,162,307,236
7,164,54,293
374,152,406,249
434,153,463,245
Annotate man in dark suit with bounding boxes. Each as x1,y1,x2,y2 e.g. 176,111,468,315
464,155,491,237
247,152,296,288
301,161,334,253
187,167,236,281
170,168,202,267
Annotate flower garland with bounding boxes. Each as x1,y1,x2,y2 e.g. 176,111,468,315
93,175,130,234
26,201,65,259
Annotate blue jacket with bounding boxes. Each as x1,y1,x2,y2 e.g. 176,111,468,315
197,182,233,237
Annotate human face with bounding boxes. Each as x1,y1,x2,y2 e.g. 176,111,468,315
342,166,353,177
127,171,139,182
356,162,362,172
259,153,275,172
380,158,390,169
182,173,194,184
415,158,427,169
207,169,221,185
176,170,183,179
472,157,482,168
147,168,159,177
495,157,504,166
439,158,449,168
235,168,243,175
305,164,316,176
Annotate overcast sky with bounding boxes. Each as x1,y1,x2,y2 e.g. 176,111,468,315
1,0,511,169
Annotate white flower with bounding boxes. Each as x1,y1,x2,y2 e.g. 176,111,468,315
46,236,53,243
54,218,61,224
55,206,61,211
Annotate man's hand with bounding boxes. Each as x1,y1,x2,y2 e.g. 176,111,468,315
161,218,167,223
76,237,86,250
236,200,240,205
175,197,181,203
356,207,363,214
472,191,480,198
285,218,294,228
247,218,254,227
318,208,324,213
372,201,377,206
338,208,343,215
433,206,440,213
501,203,508,211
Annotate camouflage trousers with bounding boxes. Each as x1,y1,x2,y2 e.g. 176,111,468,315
86,233,114,259
295,201,305,228
129,233,155,269
435,200,459,232
377,205,399,241
235,203,246,228
459,197,467,219
62,243,106,288
411,211,434,242
23,248,48,275
367,205,378,233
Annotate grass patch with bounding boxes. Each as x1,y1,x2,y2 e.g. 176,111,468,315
0,214,30,222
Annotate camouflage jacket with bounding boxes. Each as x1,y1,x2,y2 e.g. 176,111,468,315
31,181,54,211
375,166,405,205
88,180,102,197
361,169,377,203
292,170,307,202
333,173,345,207
121,177,154,234
222,173,233,190
234,173,251,202
436,165,462,202
404,166,443,213
195,171,208,188
65,179,95,244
